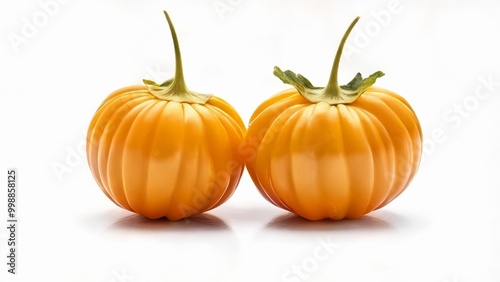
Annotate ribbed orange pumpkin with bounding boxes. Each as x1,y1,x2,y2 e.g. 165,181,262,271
244,17,422,220
86,11,246,220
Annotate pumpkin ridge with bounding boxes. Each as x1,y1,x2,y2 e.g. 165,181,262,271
117,100,159,213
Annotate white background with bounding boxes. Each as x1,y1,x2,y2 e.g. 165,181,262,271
1,0,500,281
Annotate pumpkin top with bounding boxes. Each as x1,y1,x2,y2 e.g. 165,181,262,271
273,16,385,105
144,11,212,104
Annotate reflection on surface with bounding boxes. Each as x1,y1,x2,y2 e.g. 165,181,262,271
109,212,231,232
265,211,394,232
98,211,239,282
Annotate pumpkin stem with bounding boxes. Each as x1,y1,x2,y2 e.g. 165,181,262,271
143,10,212,104
163,10,187,92
273,16,384,105
322,17,359,99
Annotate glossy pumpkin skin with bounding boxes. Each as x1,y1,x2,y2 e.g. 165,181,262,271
244,86,422,220
87,85,246,220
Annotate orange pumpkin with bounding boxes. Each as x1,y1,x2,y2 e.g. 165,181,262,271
244,17,422,220
86,11,246,220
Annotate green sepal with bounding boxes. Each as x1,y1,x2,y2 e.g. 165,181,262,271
143,78,212,104
273,66,384,105
340,71,385,95
143,78,174,88
273,66,322,91
272,16,386,105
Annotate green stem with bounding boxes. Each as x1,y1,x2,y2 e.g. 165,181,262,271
163,10,187,92
143,10,212,104
273,16,384,105
322,16,360,99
